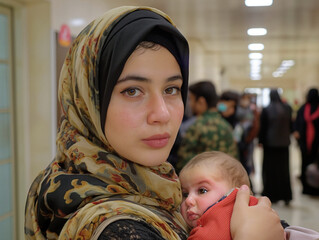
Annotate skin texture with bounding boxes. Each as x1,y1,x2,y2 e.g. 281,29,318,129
180,165,232,227
105,46,184,166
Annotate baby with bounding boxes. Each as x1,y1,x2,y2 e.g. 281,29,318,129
179,151,319,239
179,151,270,240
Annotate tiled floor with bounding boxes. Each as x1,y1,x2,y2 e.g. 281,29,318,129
251,139,319,232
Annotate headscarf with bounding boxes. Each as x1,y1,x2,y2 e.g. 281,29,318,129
25,6,189,240
269,89,282,103
98,9,189,130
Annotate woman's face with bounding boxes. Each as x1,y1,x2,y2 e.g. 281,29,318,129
104,46,184,166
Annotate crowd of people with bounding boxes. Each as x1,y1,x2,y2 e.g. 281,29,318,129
24,5,319,240
172,83,319,203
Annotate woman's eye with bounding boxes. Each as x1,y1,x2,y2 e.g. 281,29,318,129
198,188,208,194
165,86,181,95
121,88,141,97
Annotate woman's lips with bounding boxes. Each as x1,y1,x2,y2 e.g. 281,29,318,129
142,133,170,148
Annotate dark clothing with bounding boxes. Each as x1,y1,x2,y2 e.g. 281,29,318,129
262,146,292,202
259,101,293,202
294,103,319,195
259,103,292,147
98,219,166,240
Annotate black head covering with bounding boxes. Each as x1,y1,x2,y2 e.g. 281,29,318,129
306,88,319,105
270,89,282,103
98,9,189,130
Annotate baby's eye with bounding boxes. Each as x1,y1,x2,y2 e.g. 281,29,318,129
165,86,181,95
121,87,142,97
198,188,208,194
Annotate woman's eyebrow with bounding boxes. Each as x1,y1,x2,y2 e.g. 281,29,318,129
118,75,149,83
167,75,183,82
118,74,183,83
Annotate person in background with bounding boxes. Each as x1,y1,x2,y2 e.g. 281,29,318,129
218,90,240,128
234,93,260,178
25,6,286,240
293,88,319,196
176,81,238,173
258,89,293,205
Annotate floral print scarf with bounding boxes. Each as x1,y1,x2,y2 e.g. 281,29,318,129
25,6,188,240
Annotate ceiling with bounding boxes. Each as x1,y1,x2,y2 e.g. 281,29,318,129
139,0,319,84
50,0,319,89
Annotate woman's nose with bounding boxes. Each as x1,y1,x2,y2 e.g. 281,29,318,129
147,94,170,124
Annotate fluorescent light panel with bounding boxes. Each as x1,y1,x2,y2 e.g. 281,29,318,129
250,59,262,65
248,43,264,51
247,28,267,36
245,0,273,7
272,59,295,78
249,52,263,59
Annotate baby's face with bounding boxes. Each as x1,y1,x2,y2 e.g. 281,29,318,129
179,165,232,228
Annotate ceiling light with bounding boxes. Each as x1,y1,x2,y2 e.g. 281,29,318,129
272,72,283,78
250,59,262,65
272,59,295,78
249,53,263,59
281,60,295,67
69,18,85,27
247,28,267,36
250,74,261,80
251,66,261,72
245,0,273,7
248,43,264,51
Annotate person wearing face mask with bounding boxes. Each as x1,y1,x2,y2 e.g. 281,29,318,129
218,90,240,129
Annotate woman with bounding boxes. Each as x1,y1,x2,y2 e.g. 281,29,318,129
258,89,293,205
25,6,284,240
294,88,319,195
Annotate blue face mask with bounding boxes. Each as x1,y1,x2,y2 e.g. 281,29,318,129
217,102,227,112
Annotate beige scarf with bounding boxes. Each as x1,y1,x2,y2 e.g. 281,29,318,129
25,6,188,240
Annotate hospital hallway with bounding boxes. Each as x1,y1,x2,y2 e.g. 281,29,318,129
251,138,319,231
1,0,319,239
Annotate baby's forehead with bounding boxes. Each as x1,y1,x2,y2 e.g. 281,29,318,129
180,164,222,184
182,159,221,174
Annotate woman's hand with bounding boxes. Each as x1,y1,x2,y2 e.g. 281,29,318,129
231,185,285,240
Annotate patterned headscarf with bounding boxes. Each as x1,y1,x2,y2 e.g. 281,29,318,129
25,6,189,240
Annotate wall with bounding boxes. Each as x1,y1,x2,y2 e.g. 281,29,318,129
0,0,53,239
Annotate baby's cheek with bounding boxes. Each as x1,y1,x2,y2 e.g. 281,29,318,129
180,202,187,216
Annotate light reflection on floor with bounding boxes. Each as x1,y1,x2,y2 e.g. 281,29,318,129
251,139,319,231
